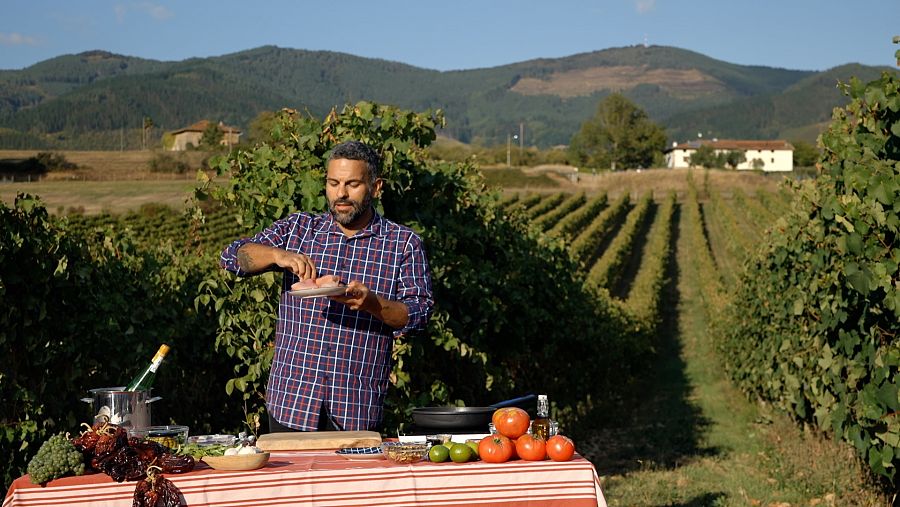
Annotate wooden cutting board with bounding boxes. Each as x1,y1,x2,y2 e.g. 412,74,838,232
256,430,382,451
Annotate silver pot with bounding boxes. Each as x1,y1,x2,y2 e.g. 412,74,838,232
80,387,162,430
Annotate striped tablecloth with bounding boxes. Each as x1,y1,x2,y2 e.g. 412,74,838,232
3,450,608,507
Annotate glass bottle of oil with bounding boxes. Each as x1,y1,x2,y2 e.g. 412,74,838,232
531,394,551,440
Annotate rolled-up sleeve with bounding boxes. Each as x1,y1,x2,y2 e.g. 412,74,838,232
394,233,434,337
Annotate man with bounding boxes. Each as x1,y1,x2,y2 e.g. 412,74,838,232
220,140,434,432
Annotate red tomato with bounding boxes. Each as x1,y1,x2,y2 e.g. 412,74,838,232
546,435,576,461
509,438,519,460
492,407,530,439
478,435,514,463
515,434,547,461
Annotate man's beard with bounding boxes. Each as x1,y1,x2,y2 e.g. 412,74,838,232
329,193,372,226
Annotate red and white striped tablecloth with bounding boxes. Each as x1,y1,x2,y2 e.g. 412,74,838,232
3,450,607,507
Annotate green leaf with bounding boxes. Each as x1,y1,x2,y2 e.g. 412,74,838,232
891,121,900,137
877,382,900,411
876,429,900,447
846,233,863,255
792,297,804,316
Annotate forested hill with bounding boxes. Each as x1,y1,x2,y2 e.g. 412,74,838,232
0,45,894,150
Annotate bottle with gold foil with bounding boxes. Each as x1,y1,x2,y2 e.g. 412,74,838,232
125,344,170,391
531,394,551,440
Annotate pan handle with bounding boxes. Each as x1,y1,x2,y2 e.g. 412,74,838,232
489,394,537,409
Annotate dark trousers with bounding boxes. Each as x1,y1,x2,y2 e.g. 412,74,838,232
267,403,338,433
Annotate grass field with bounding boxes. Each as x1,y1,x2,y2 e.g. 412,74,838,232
0,149,207,179
0,148,213,213
0,180,199,214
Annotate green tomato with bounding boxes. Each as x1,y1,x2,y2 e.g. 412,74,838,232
428,444,450,463
449,443,473,463
465,441,480,460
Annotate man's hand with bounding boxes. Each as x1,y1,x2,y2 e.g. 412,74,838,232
237,243,317,279
273,249,317,280
330,281,410,329
332,281,375,312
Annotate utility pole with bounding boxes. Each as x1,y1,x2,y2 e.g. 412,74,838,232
506,133,511,168
506,132,520,167
519,122,524,160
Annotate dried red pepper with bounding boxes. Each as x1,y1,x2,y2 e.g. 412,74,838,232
132,466,183,507
70,421,194,482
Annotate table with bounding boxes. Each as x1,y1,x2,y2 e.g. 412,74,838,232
4,450,608,507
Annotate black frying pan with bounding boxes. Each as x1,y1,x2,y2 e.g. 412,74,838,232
411,394,537,430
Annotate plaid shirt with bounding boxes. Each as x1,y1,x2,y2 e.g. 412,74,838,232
220,211,433,431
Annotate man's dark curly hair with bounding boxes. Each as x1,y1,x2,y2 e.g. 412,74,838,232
328,140,381,184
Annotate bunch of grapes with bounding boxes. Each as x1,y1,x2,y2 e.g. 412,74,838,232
27,433,86,484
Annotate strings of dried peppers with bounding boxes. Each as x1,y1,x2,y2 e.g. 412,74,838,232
72,419,192,505
132,466,183,507
72,419,195,481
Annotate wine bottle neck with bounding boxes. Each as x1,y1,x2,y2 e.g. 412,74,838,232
147,356,164,374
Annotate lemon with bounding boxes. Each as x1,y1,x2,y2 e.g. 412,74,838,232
428,444,450,463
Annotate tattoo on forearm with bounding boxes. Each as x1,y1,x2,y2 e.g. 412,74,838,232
237,249,254,271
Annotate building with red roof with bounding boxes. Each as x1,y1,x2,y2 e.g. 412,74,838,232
169,120,241,151
664,138,794,171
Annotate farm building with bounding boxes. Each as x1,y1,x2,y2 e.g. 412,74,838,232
168,120,242,151
664,139,794,172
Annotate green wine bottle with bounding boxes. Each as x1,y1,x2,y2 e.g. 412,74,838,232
124,344,170,391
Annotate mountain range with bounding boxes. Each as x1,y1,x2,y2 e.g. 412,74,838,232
0,44,895,150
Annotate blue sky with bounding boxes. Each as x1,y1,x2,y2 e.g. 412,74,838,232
1,1,898,72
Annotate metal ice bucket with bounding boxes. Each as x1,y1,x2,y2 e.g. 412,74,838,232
80,387,161,430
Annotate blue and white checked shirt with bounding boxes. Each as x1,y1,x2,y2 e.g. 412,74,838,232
220,211,433,431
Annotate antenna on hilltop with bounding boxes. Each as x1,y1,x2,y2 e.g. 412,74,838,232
643,34,649,48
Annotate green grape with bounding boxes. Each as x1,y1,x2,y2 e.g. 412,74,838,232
27,433,85,484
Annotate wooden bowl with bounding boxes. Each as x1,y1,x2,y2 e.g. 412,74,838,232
202,452,270,471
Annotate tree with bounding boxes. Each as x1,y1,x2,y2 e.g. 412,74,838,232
723,150,746,169
687,147,745,169
247,110,280,144
141,116,154,150
687,145,718,168
569,93,666,171
791,139,819,167
200,121,224,149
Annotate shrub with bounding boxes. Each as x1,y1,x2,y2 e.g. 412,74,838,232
34,152,77,172
0,194,243,489
722,70,900,482
148,151,191,173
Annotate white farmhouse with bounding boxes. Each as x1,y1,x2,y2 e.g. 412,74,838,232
664,139,794,172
